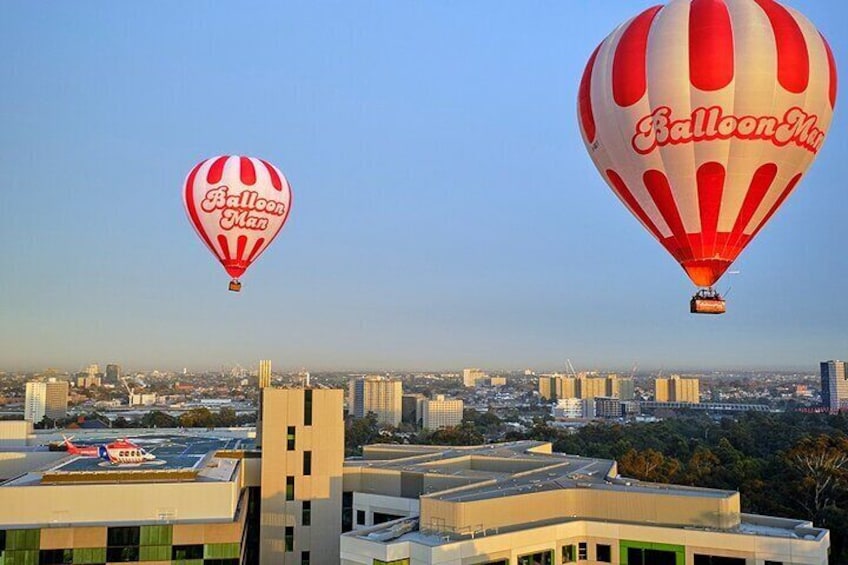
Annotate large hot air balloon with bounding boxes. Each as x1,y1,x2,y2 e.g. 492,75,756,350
183,155,293,291
578,0,837,314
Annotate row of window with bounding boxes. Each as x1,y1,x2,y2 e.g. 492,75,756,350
476,544,775,565
35,547,239,565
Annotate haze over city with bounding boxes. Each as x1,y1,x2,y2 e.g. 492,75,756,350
2,1,847,372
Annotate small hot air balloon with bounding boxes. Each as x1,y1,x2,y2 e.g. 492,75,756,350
578,0,837,313
183,155,293,291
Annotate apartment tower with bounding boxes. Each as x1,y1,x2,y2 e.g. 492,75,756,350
821,360,848,412
259,387,344,565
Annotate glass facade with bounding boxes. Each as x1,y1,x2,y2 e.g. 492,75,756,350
562,544,576,563
287,426,296,451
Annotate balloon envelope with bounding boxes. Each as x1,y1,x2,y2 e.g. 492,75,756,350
183,155,293,282
578,0,837,287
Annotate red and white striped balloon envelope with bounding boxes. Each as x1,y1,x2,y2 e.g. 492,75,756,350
578,0,837,292
183,155,293,291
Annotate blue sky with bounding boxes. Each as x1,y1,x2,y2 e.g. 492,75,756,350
1,1,846,373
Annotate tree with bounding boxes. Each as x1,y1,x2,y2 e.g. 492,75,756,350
141,411,178,428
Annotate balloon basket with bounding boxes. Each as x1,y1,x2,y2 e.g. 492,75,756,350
228,280,242,292
690,288,725,315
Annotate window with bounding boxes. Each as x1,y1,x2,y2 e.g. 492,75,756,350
286,476,295,500
373,560,410,565
301,550,310,565
105,547,139,563
106,526,140,547
303,451,312,475
596,544,611,563
578,543,588,560
287,426,296,450
39,549,73,565
480,561,508,565
285,526,294,552
562,544,576,563
171,544,204,561
302,501,311,526
694,556,746,565
765,562,783,565
518,550,554,565
628,548,677,565
357,510,366,525
106,526,139,563
0,530,5,552
304,389,313,426
342,492,354,532
204,560,239,565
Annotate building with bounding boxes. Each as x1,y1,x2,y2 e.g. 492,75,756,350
0,436,250,565
348,376,402,427
421,395,463,430
24,379,69,423
462,368,488,387
258,360,272,389
820,360,848,412
76,375,101,389
105,364,121,385
341,442,830,565
594,396,624,419
490,376,507,387
130,393,157,407
655,375,700,403
259,387,344,565
552,397,587,419
401,394,426,426
540,375,631,401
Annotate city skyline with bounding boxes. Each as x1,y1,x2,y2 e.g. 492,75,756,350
2,1,847,371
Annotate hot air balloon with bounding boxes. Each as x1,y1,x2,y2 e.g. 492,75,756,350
578,0,837,314
183,155,293,291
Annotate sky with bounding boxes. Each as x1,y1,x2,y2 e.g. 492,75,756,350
1,1,847,373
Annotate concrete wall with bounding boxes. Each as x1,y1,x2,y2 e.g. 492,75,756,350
0,480,240,526
259,388,343,565
420,486,740,534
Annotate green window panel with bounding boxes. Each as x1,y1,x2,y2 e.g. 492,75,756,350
71,548,106,565
6,531,39,551
4,550,38,565
203,544,239,560
372,560,410,565
140,525,172,547
139,545,171,561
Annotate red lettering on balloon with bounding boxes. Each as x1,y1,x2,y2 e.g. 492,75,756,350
632,106,825,154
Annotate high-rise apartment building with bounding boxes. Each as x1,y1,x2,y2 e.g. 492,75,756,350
540,375,632,401
655,375,700,403
821,360,848,412
105,364,121,384
260,388,344,564
348,376,402,427
402,393,426,426
462,368,488,387
258,360,272,389
24,379,69,423
421,395,463,430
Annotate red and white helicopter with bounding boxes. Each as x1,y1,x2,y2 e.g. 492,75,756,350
62,436,157,465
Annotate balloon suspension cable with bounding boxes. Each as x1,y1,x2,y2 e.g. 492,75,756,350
228,279,242,293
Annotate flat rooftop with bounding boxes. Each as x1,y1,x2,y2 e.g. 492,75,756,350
346,440,733,502
1,433,251,486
